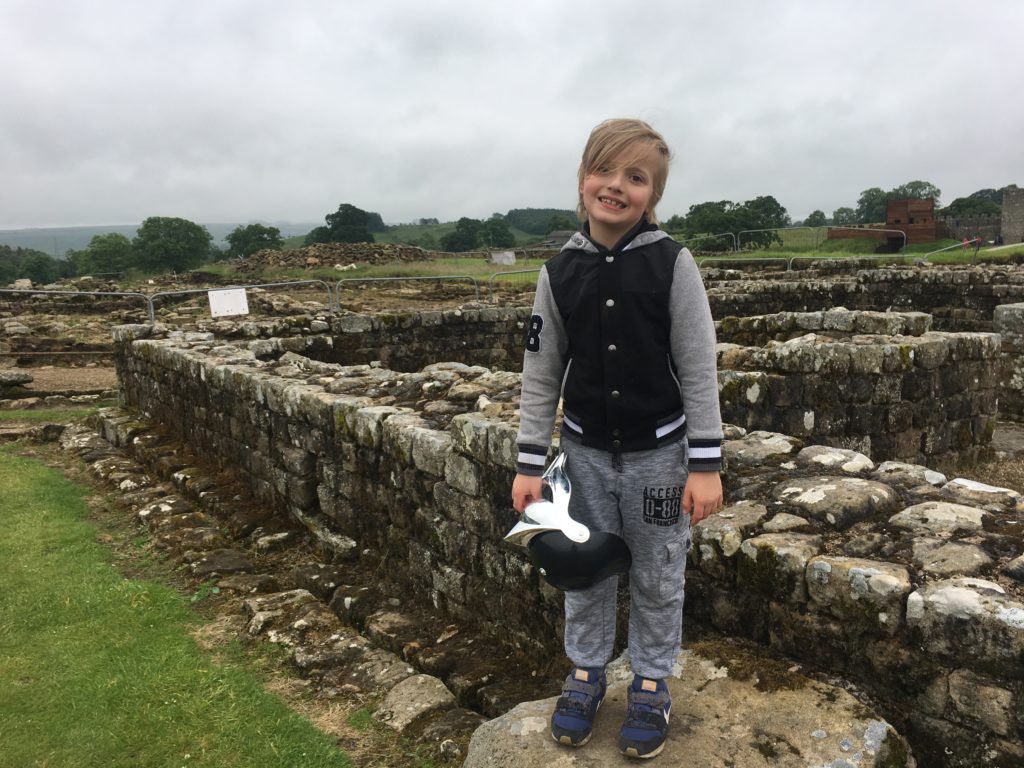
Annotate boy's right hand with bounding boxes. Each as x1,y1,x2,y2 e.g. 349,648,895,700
512,473,544,513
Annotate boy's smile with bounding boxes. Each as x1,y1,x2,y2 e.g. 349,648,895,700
580,145,659,248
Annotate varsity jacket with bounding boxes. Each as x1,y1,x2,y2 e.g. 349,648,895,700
516,219,723,476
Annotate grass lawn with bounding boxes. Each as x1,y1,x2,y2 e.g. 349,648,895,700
0,444,352,768
0,404,117,423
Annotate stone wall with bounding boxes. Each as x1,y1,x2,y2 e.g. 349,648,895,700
716,308,1001,468
706,264,1024,332
1004,187,1024,245
113,325,550,654
938,213,1002,242
110,324,1024,767
995,303,1024,420
319,307,530,372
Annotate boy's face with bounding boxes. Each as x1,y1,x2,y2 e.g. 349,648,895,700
580,144,660,247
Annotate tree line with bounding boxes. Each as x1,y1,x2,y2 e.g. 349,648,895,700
3,183,1020,284
798,183,1018,230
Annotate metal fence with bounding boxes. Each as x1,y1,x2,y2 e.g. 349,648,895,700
0,280,336,324
336,275,480,303
925,237,982,264
679,232,738,252
696,255,790,269
824,227,907,251
150,280,335,319
486,269,541,301
738,226,818,251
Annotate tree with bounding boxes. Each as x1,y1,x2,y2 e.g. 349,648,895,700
889,180,941,208
18,252,60,284
410,232,437,250
832,207,857,225
505,208,578,235
855,188,889,224
742,195,791,229
676,196,791,250
303,226,330,246
804,210,827,227
365,211,387,233
968,186,1018,206
547,213,576,232
481,217,515,248
939,197,1001,218
0,245,53,284
225,224,284,258
681,201,736,239
662,214,686,233
132,217,213,273
440,218,483,252
306,203,375,245
70,232,134,276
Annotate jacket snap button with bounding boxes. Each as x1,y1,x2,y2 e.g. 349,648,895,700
611,390,620,398
605,299,615,307
608,344,617,352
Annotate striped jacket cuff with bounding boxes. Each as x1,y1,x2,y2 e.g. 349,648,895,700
516,444,549,476
687,438,722,472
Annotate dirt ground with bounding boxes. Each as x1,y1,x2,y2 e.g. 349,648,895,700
21,365,118,392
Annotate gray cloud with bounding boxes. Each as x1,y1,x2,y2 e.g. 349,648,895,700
0,0,1021,228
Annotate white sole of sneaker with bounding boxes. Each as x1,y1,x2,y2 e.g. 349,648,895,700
551,696,603,748
620,703,670,758
622,741,665,759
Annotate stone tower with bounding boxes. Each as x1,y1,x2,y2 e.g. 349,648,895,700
1003,187,1024,244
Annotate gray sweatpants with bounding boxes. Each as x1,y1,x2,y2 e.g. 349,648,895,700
560,438,690,680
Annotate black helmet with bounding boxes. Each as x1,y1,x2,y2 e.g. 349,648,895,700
505,453,632,591
527,530,632,591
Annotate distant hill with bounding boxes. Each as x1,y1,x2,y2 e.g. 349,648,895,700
0,222,321,257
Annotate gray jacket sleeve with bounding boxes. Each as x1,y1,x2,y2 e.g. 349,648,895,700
670,247,724,471
515,266,568,476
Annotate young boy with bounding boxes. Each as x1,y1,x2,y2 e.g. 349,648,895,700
511,118,723,759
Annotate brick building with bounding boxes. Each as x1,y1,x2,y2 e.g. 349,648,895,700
886,198,939,245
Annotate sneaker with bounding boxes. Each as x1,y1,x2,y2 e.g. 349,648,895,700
550,666,607,747
619,676,671,758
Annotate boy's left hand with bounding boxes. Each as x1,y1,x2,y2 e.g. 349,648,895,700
683,471,723,525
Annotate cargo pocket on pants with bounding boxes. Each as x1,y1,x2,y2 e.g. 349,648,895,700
659,535,689,601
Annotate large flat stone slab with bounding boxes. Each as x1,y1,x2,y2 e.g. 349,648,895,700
463,647,912,767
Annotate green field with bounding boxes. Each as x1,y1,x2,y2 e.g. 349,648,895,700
0,444,353,768
284,221,545,251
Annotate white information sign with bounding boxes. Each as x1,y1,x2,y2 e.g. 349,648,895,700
208,288,250,317
489,250,516,266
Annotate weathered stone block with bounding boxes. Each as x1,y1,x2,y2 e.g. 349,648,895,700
774,476,899,529
448,412,493,461
354,405,411,449
412,427,452,477
445,452,481,496
487,420,519,470
692,501,768,580
738,533,823,602
381,413,429,463
906,578,1024,667
806,556,911,635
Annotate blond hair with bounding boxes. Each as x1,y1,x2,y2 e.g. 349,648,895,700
576,118,672,225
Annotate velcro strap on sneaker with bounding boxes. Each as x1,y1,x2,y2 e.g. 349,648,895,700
629,690,669,708
563,679,601,696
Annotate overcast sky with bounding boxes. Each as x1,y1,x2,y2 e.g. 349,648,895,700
1,0,1021,230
